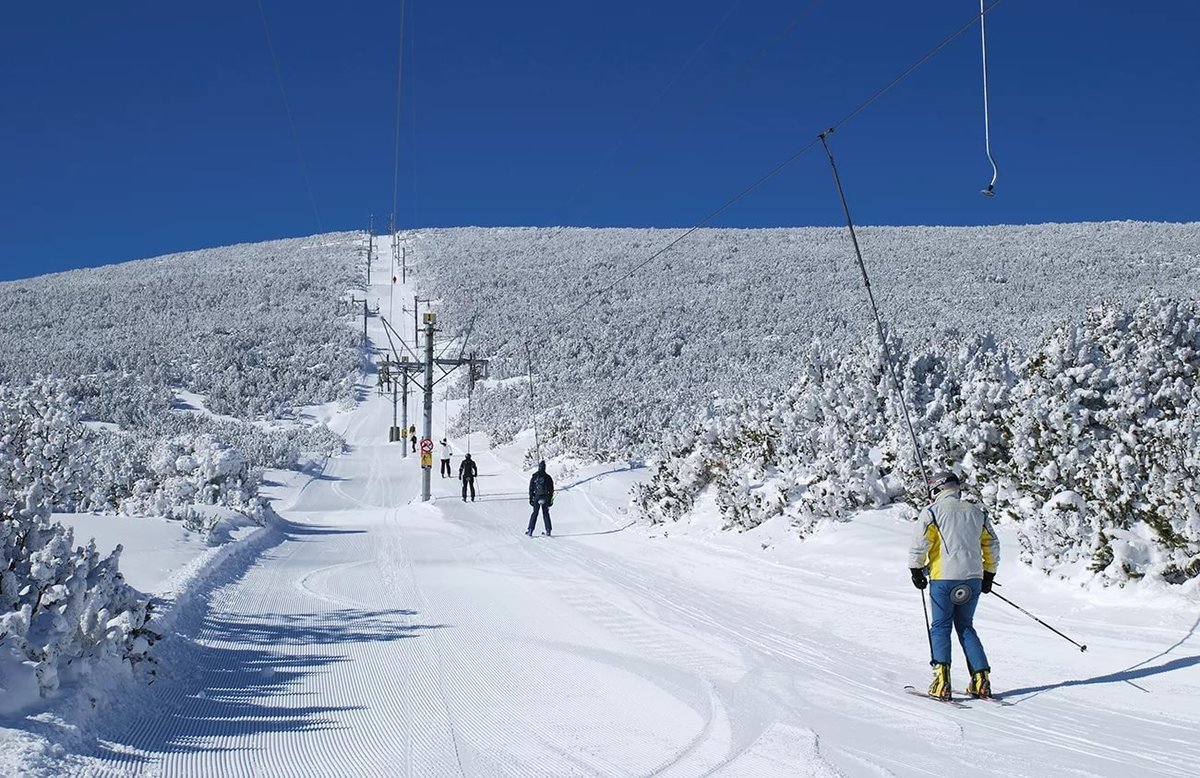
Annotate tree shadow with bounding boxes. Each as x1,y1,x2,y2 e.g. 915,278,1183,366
85,607,447,765
272,516,366,538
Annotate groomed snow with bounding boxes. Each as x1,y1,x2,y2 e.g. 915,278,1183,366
2,269,1196,777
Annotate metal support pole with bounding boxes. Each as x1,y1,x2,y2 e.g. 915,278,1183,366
819,131,931,497
362,298,369,345
401,363,409,458
421,312,436,502
367,215,374,285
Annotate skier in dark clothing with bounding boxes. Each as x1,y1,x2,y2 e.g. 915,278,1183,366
409,425,417,453
459,453,477,502
526,460,554,536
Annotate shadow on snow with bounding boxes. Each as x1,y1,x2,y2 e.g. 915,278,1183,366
87,607,446,764
1004,655,1200,702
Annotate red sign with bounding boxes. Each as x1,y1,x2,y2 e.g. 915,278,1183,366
419,438,433,454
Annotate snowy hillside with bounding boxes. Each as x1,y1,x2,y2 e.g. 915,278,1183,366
418,222,1200,458
0,235,361,519
1,226,1198,776
0,234,362,420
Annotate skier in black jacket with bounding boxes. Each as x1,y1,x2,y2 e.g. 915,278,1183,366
526,460,554,536
459,453,477,502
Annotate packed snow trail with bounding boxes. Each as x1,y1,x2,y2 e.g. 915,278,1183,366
78,379,1200,776
76,278,1199,776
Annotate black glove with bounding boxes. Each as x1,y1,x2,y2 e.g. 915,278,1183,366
982,571,995,594
910,568,927,590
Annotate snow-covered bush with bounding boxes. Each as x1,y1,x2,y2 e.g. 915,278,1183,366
0,510,153,714
0,381,91,520
116,434,264,520
633,299,1200,586
0,380,279,522
998,300,1200,584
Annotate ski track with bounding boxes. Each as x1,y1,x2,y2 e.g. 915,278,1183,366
70,288,1200,777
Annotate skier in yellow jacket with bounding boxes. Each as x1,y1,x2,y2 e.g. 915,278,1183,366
908,471,1000,700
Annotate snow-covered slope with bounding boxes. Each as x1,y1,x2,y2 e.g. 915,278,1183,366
3,224,1199,775
4,266,1196,776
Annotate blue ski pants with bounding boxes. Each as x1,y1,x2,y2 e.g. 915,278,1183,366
928,579,989,671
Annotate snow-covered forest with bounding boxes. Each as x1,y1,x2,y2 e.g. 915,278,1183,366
424,222,1200,456
0,235,361,700
422,223,1200,588
0,234,361,519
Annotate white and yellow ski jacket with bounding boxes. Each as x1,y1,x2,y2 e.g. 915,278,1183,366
908,491,999,580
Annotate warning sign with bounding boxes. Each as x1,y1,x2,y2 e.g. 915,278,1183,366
420,438,433,454
420,452,432,467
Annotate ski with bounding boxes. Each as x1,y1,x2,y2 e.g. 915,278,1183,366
903,685,968,708
966,692,1013,707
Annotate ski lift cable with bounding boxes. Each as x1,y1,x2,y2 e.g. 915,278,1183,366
380,316,422,362
979,0,999,197
818,131,932,498
544,0,1004,336
392,0,409,232
256,0,322,231
533,0,823,271
525,339,542,463
465,386,473,455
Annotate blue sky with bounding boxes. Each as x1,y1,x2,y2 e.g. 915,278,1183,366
1,1,1196,281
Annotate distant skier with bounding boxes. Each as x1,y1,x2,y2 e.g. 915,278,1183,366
409,425,417,453
526,460,555,537
909,471,1000,700
440,438,454,478
459,453,477,502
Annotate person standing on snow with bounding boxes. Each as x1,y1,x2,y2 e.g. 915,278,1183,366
409,425,417,453
526,460,554,537
459,453,477,501
440,438,454,478
908,471,1000,700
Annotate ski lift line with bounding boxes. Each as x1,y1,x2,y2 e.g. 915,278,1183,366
256,0,322,231
466,386,473,455
553,135,827,325
818,133,931,498
409,11,420,226
392,0,409,232
530,0,821,251
545,1,1005,335
378,318,418,378
380,316,422,363
452,315,479,363
525,339,542,463
826,0,1005,137
436,314,476,361
979,0,999,197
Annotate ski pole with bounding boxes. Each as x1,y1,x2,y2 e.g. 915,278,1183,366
989,590,1087,652
920,588,934,664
